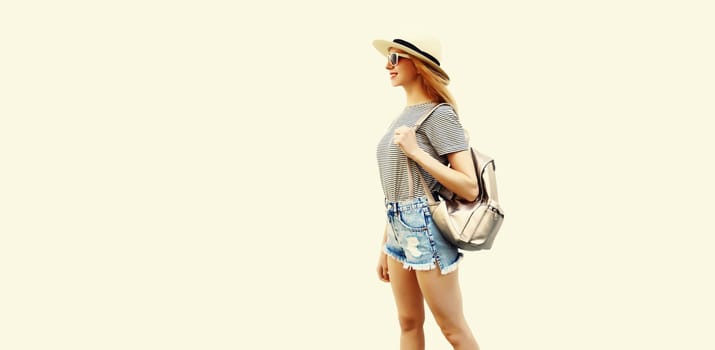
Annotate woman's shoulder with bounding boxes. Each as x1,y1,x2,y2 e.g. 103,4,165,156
434,103,456,115
427,103,459,124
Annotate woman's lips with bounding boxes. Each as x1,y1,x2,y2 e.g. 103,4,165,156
390,72,397,79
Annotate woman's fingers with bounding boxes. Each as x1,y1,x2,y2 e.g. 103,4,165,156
392,126,412,143
380,268,390,282
393,126,418,156
377,255,391,282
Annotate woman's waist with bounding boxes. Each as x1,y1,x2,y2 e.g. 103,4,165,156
384,196,433,213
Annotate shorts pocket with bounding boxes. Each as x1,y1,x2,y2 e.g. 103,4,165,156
396,208,429,231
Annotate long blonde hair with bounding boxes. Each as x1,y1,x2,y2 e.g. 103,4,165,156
412,58,457,112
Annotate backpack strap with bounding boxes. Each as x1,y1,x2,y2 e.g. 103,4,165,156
413,102,451,128
406,102,451,205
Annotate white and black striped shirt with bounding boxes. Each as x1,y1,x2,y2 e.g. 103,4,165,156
376,102,468,202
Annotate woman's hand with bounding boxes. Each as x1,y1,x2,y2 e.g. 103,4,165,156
393,126,421,159
376,252,390,282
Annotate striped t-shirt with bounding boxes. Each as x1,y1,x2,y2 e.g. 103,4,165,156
376,102,469,202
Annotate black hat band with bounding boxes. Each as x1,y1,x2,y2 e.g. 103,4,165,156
392,39,441,66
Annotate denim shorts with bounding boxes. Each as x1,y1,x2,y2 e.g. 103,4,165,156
383,196,463,275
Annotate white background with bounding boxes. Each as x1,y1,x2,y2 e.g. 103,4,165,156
2,1,714,349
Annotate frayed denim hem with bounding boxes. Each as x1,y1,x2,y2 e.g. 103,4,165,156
383,245,462,275
383,244,407,264
437,252,463,275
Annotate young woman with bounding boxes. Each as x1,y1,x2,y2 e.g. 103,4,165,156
373,36,481,350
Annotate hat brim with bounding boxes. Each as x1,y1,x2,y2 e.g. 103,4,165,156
372,39,450,82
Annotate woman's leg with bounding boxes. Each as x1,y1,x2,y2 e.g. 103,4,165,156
416,268,479,350
387,256,426,350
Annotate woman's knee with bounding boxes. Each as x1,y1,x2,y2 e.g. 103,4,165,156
440,324,473,347
397,314,425,332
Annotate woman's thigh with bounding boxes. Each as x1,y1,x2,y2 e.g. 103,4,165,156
415,267,468,329
387,256,425,324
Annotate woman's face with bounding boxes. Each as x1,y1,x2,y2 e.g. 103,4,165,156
385,48,419,88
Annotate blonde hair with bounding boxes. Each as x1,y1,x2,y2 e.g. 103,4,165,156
412,58,458,112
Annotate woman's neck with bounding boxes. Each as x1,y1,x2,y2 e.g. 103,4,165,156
403,82,434,106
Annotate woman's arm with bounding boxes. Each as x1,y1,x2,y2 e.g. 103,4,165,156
393,126,478,201
377,223,390,282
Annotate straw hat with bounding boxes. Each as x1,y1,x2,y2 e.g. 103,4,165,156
372,36,450,82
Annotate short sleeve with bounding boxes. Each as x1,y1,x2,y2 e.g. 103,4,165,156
420,105,469,156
